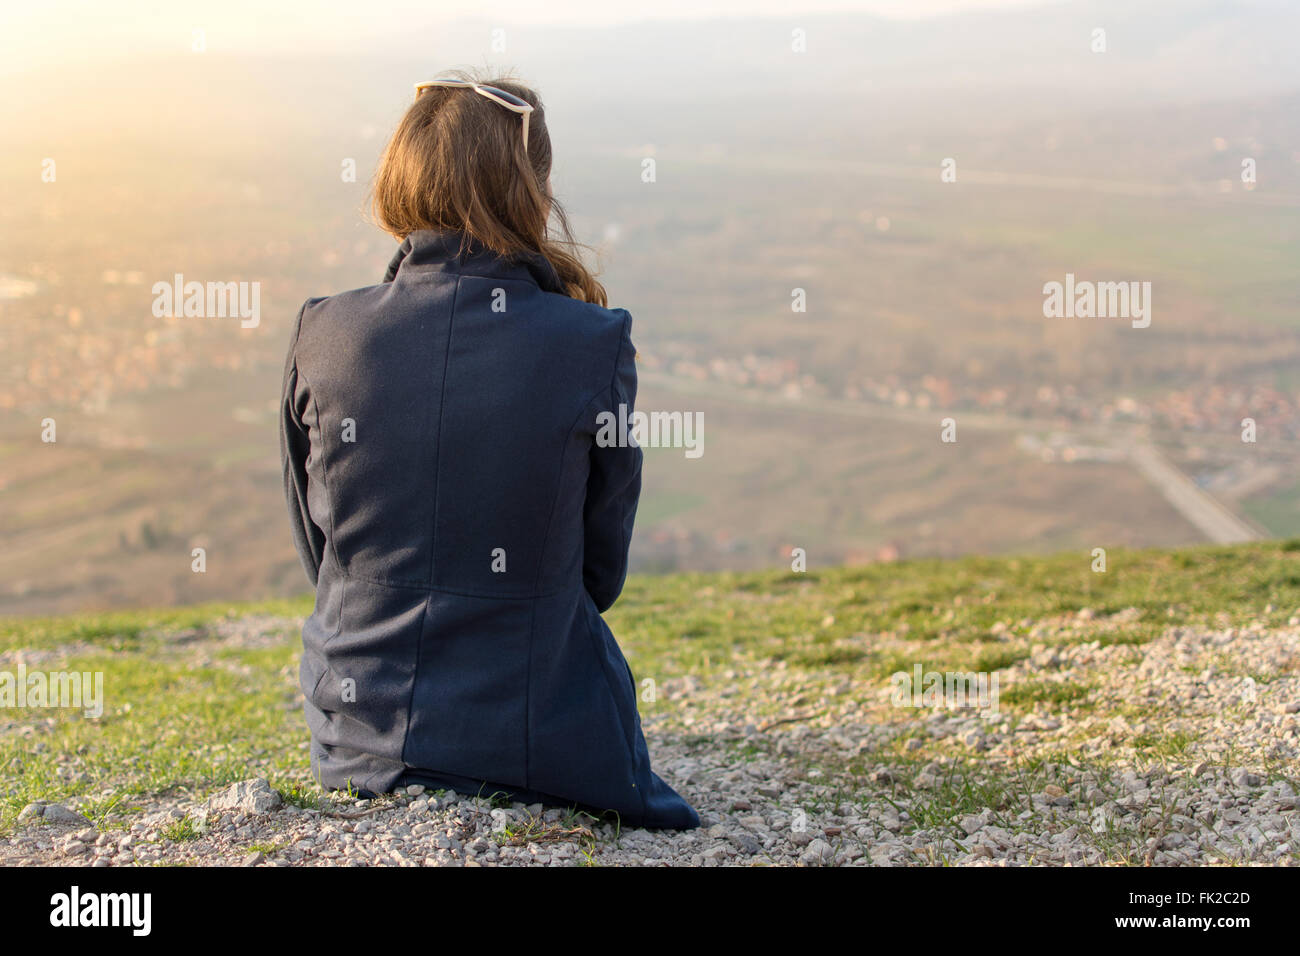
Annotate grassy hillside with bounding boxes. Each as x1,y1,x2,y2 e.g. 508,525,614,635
3,541,1299,864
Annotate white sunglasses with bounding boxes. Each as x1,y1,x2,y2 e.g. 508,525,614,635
414,79,534,153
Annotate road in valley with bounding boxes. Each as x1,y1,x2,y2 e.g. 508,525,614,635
639,372,1268,545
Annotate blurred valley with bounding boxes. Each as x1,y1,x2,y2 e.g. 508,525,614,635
1,0,1298,614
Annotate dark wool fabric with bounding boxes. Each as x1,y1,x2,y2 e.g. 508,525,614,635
280,228,698,829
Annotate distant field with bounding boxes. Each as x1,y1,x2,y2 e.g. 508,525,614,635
1,379,1208,615
636,392,1204,570
2,90,1296,617
1243,481,1300,540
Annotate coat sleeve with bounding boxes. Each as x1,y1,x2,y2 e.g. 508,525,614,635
280,302,326,587
583,312,642,613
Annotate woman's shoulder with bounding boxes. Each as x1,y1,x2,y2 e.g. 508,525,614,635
300,281,630,327
294,282,636,376
536,292,633,342
544,297,637,383
495,288,635,375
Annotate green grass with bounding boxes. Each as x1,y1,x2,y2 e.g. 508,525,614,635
1242,481,1300,539
1001,679,1093,708
160,815,201,842
612,540,1300,687
276,781,325,811
0,598,309,654
2,540,1298,838
0,629,311,833
246,840,286,856
1133,730,1199,758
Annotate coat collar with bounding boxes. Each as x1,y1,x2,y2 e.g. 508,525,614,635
382,228,564,294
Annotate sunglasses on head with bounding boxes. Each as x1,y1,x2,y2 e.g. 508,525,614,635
414,79,534,154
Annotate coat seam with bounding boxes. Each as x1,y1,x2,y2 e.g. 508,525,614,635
427,275,461,585
330,569,571,599
524,598,537,789
400,594,433,768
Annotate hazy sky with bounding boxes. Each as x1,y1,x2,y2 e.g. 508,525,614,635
3,0,1065,71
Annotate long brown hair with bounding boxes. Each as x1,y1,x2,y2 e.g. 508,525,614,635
371,69,607,306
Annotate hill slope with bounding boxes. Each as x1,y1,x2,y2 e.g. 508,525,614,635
2,542,1299,866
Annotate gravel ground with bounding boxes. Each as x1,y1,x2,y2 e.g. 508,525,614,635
2,613,1297,866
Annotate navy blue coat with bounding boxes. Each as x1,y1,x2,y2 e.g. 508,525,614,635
279,228,698,829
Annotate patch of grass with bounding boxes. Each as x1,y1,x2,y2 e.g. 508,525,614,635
973,646,1031,673
79,793,146,831
246,840,287,856
785,645,868,668
726,739,768,762
160,815,201,842
475,789,513,810
1001,680,1092,708
0,637,310,835
276,782,324,811
611,541,1300,693
1133,730,1198,758
867,649,918,682
493,809,599,857
0,597,311,653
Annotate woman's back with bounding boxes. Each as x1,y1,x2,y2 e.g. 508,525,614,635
286,228,631,597
281,228,699,829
